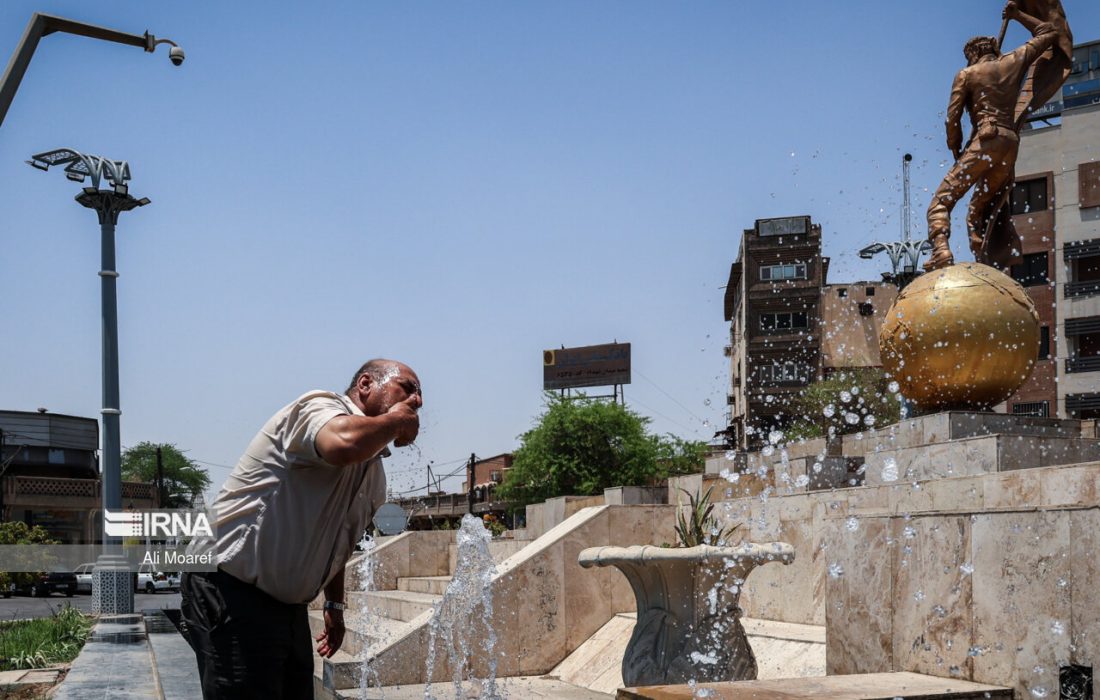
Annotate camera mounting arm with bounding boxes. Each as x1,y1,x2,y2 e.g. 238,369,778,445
0,12,184,130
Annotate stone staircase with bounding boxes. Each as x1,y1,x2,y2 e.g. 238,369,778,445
312,505,678,697
311,534,532,697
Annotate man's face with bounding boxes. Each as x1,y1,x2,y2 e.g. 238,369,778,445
362,364,422,416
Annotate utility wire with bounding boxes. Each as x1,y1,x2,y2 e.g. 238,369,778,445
633,369,708,424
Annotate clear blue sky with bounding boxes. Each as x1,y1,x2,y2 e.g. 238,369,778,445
3,1,1098,501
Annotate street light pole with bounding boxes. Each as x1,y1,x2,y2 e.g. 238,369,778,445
1,13,184,130
29,149,150,614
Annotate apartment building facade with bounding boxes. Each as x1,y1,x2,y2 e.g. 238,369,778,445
1013,38,1100,419
723,216,826,449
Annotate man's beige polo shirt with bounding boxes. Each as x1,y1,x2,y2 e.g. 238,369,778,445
208,391,387,604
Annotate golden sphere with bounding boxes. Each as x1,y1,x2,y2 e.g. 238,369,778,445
879,262,1039,410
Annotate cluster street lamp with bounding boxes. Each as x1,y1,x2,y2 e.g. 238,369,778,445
860,153,931,290
29,149,150,614
1,13,183,130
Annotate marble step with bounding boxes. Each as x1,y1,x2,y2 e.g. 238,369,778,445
307,610,414,658
397,575,452,595
618,671,1011,699
335,676,615,698
351,589,441,622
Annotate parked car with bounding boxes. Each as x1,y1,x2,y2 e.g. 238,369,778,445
137,565,179,594
72,564,181,595
12,571,77,597
73,563,96,593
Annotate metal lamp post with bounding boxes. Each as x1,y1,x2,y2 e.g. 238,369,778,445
29,149,150,614
1,13,183,130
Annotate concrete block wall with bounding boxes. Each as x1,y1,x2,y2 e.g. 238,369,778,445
525,494,606,539
824,463,1100,700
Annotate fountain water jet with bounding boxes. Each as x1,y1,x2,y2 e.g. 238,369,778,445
423,514,500,700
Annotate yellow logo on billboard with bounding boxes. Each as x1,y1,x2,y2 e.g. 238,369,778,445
543,350,556,366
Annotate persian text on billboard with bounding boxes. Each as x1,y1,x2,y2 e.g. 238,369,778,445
543,343,631,390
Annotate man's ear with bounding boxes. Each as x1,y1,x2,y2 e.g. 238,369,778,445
357,373,373,398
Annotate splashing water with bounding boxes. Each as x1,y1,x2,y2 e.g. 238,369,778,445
356,534,382,696
423,515,501,700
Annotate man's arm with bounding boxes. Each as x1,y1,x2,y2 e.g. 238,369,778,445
315,565,346,658
1004,1,1042,36
1004,2,1057,67
315,394,421,467
324,566,344,609
945,71,967,160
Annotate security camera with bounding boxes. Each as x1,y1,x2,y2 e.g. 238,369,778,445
169,46,185,66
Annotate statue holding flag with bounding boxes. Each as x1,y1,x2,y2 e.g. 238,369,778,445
924,0,1073,271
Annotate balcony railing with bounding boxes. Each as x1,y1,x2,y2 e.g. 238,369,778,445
2,475,156,504
1065,280,1100,298
1066,355,1100,373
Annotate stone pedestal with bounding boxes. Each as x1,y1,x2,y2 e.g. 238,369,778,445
91,554,133,615
578,543,794,688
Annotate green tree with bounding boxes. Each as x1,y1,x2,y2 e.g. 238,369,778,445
0,522,59,591
121,442,211,508
785,369,901,440
497,394,706,507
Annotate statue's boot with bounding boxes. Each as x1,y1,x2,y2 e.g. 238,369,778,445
923,232,954,271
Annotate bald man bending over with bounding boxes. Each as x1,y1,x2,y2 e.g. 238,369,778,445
180,359,422,699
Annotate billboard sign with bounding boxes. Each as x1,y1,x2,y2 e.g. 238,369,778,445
756,216,809,237
543,343,631,390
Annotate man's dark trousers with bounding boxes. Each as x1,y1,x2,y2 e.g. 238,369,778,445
180,571,313,699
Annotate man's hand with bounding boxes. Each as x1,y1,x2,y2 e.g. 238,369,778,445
389,394,421,447
1003,1,1019,21
315,609,345,658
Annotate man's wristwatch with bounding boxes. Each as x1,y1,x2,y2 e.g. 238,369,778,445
323,601,346,612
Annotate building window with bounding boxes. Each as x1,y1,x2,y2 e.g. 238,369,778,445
1066,393,1100,420
1010,252,1049,286
759,311,808,332
1039,326,1051,360
865,287,876,296
1081,161,1100,209
1012,401,1050,418
760,263,807,281
837,288,848,298
1011,178,1048,215
859,302,874,316
755,361,812,385
1065,240,1100,298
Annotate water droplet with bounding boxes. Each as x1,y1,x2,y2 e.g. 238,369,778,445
845,517,859,532
881,457,899,482
828,562,845,578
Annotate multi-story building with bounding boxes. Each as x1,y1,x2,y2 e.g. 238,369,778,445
1012,38,1100,419
722,216,826,449
0,409,157,543
819,281,898,375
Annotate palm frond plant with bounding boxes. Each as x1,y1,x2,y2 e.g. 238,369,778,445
674,486,739,547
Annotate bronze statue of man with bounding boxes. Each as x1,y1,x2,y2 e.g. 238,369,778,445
925,0,1072,271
